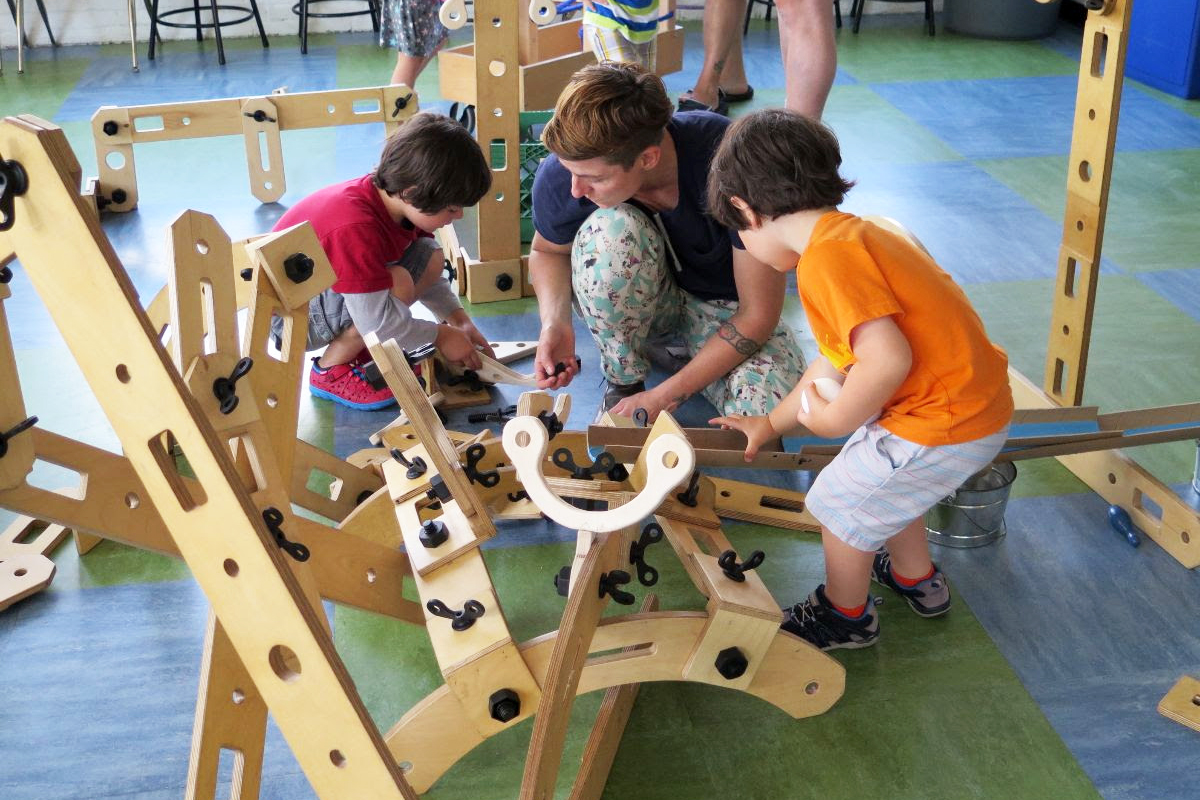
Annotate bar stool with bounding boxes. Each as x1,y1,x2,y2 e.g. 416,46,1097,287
744,0,849,34
148,0,270,66
5,0,58,74
294,0,379,55
852,0,935,36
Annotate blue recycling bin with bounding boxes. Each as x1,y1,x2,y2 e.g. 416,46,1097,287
1125,0,1200,99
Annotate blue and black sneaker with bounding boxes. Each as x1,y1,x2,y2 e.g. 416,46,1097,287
781,584,879,650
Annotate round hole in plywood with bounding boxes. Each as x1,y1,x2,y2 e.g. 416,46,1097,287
662,451,679,468
195,239,209,255
1062,325,1070,336
804,681,819,695
516,430,531,448
1191,694,1200,707
14,568,28,577
1107,473,1117,484
495,192,505,202
720,490,731,498
1076,220,1085,232
327,104,337,114
115,364,131,383
266,393,279,409
223,558,239,577
124,492,140,509
182,116,191,126
1078,160,1092,182
517,342,526,347
268,645,301,682
492,107,503,117
491,16,501,26
105,151,126,170
1088,108,1096,120
329,750,346,768
399,761,414,773
231,688,245,705
366,568,378,584
488,60,506,77
1182,531,1191,544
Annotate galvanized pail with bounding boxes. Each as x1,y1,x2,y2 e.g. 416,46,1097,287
925,462,1017,548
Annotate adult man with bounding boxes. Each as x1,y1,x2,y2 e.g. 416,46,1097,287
529,62,805,420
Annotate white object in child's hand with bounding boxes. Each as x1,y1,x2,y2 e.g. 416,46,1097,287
800,377,842,414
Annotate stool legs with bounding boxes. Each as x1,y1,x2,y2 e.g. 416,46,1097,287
300,0,309,55
250,0,269,47
149,0,160,59
192,0,203,41
209,0,227,64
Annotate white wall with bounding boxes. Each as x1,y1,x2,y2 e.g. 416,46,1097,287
0,0,943,48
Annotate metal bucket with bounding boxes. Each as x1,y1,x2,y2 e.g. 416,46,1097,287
925,462,1017,548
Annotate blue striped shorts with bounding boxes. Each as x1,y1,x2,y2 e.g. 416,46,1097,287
805,421,1010,552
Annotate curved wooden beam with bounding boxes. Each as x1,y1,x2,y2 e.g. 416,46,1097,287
385,612,844,792
503,416,694,533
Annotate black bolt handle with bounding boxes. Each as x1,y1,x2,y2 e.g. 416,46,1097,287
262,507,310,562
552,448,621,482
212,357,254,415
468,404,516,424
598,570,635,605
536,410,563,440
0,158,30,233
391,92,413,117
629,522,663,587
464,443,500,488
632,407,649,428
717,549,765,583
0,415,37,459
676,470,701,508
426,598,485,631
390,447,427,479
243,109,277,124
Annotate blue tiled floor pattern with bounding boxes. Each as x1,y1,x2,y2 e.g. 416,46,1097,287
2,11,1199,800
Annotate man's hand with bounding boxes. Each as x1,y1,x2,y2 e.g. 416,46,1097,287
610,386,686,421
535,323,578,389
708,414,779,462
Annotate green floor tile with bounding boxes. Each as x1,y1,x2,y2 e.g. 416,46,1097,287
827,84,963,164
980,150,1200,272
0,58,91,121
835,28,1077,84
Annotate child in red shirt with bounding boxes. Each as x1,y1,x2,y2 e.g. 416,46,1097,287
275,112,494,409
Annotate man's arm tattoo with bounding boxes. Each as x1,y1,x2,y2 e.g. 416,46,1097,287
717,321,761,356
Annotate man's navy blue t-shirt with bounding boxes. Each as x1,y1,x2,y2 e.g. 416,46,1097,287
531,111,742,303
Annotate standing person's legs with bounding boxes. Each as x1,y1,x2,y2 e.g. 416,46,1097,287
678,296,806,416
571,204,686,389
583,22,657,71
679,0,748,112
381,0,447,86
774,0,837,118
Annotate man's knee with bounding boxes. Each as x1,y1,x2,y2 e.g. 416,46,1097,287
574,203,660,257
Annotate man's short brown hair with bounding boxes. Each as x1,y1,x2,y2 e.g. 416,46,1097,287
541,62,674,169
372,111,491,213
708,108,855,230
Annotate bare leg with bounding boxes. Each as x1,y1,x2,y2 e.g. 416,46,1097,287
390,50,436,87
775,0,837,118
316,325,366,369
681,0,748,109
720,38,750,96
882,517,935,581
414,248,449,295
820,528,876,611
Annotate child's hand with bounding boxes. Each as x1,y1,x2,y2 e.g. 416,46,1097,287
708,414,778,462
436,324,483,369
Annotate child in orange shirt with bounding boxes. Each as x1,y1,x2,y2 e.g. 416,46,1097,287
707,109,1013,650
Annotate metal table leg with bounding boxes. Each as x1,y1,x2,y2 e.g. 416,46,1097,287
128,0,140,71
16,0,24,74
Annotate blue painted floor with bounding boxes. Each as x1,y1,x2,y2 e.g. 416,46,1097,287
1,11,1199,800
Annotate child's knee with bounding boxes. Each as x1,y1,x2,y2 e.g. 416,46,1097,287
393,268,416,305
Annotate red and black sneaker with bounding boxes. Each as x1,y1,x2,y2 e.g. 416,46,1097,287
308,358,397,411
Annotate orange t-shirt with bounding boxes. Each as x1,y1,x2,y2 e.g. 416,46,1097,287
797,212,1013,446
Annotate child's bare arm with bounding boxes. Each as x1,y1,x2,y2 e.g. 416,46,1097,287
797,316,910,438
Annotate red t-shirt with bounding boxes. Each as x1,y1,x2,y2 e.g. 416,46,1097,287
273,174,432,294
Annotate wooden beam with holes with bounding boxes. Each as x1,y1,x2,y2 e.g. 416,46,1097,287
91,85,420,212
0,115,419,799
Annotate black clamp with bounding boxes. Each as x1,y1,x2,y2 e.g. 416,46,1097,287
447,369,487,393
536,410,563,440
552,448,625,482
243,109,277,124
717,549,765,583
628,522,663,587
448,102,476,134
598,570,635,605
442,258,457,282
262,507,310,562
239,267,254,281
426,598,485,631
426,474,452,505
0,415,37,459
632,408,649,428
391,92,413,117
0,264,11,284
404,342,437,366
390,447,427,479
507,488,529,502
212,357,254,415
0,158,30,233
463,443,500,488
283,252,314,284
675,470,701,507
468,404,516,424
95,187,129,210
553,565,571,597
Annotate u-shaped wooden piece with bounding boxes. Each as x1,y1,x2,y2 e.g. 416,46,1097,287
503,415,694,533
